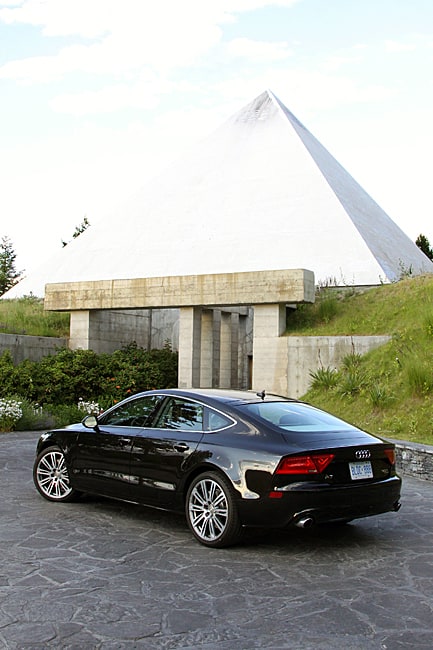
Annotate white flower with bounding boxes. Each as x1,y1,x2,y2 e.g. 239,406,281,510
0,399,23,430
77,399,100,415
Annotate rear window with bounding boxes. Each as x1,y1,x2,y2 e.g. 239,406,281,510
242,401,355,433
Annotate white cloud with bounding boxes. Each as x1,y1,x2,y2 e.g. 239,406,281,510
227,37,292,61
321,53,364,73
0,54,62,82
0,0,251,39
0,0,130,37
50,78,173,115
385,39,417,53
0,1,304,82
0,18,223,83
220,0,300,10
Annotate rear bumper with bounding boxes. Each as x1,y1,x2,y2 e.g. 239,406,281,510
237,475,402,528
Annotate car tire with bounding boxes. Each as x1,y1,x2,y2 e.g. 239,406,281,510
33,446,79,502
185,471,242,548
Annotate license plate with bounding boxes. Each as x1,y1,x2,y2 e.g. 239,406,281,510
349,461,373,480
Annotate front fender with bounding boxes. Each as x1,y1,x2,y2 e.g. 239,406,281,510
35,430,79,462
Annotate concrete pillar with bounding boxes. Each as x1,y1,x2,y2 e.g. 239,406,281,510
253,303,286,338
212,310,221,387
230,312,240,388
200,309,213,387
252,304,288,395
178,307,246,390
178,307,202,388
219,312,232,388
238,313,249,389
69,311,91,350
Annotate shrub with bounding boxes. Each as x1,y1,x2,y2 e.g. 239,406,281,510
100,342,178,405
45,403,85,427
341,353,362,370
17,401,94,429
0,351,17,396
16,399,55,431
309,366,339,390
0,342,178,409
337,369,368,397
28,347,106,404
15,398,89,430
368,383,393,409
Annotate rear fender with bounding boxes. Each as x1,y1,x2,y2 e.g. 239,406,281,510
191,444,281,499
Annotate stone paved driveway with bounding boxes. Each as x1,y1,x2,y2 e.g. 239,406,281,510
1,431,432,650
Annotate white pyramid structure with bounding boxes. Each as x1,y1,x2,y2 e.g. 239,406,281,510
6,90,433,298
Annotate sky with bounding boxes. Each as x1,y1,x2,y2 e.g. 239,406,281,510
1,0,433,277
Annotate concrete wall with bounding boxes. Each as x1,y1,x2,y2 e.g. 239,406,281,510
252,307,390,398
0,333,67,364
69,308,179,354
286,335,391,397
0,309,180,363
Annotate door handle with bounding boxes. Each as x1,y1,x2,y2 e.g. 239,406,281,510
174,442,189,452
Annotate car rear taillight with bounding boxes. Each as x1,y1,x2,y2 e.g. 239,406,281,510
384,449,396,465
275,453,335,475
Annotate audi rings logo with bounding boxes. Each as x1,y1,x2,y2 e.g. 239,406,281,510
355,449,371,459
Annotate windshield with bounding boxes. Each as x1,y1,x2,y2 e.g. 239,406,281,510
241,401,356,433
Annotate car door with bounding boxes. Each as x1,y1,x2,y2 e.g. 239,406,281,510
130,396,205,507
70,394,165,499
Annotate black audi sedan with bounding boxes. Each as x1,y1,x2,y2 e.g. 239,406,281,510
33,388,401,547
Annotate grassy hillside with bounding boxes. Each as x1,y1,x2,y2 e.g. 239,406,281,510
1,278,432,445
290,275,433,445
0,296,70,337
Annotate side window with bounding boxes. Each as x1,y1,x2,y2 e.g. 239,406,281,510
155,398,204,431
99,395,163,427
206,409,234,431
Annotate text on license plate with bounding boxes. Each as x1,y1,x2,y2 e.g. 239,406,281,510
349,461,373,480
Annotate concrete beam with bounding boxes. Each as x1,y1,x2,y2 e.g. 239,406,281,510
44,269,315,312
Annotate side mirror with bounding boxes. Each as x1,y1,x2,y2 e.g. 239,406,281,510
82,414,99,429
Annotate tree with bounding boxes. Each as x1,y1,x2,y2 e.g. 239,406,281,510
415,234,433,261
62,216,91,247
0,236,22,296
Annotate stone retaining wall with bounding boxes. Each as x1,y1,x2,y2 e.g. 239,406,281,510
392,439,433,482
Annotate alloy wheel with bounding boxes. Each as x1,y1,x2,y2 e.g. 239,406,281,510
186,472,242,547
35,448,74,501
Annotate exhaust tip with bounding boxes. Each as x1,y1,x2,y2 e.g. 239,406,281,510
295,516,315,529
394,501,402,512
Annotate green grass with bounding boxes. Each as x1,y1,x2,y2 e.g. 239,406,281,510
287,275,433,336
0,296,70,337
296,275,433,446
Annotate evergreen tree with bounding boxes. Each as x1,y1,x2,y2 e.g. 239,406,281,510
0,236,22,296
415,234,433,261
